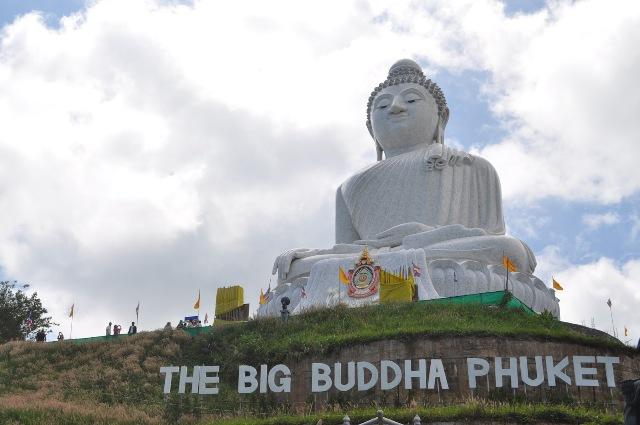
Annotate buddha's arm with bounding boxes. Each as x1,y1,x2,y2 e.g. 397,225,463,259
272,244,363,283
335,187,360,244
353,223,483,249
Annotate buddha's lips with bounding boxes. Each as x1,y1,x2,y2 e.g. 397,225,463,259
388,113,409,121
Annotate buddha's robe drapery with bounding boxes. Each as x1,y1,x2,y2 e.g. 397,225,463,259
339,146,505,241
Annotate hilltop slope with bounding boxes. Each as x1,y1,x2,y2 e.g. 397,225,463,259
0,303,629,424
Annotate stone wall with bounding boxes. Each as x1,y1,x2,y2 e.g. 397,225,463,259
276,335,640,409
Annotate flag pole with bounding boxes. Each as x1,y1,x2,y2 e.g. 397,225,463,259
69,303,74,340
608,302,616,338
506,269,509,293
339,271,341,304
453,270,457,297
502,250,509,293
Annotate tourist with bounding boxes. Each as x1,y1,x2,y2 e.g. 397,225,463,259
35,329,46,342
113,324,121,336
164,322,172,330
128,322,137,335
176,320,185,329
106,322,112,336
57,332,64,341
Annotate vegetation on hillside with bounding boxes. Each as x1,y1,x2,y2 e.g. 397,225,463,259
0,402,624,425
0,302,630,424
0,280,56,343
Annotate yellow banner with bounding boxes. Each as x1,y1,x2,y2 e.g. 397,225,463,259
215,286,244,315
379,269,414,303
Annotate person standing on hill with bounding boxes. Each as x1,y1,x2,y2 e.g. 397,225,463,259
35,329,46,342
106,322,112,336
127,322,137,335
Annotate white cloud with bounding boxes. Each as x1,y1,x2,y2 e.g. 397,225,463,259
474,1,640,203
582,212,621,230
535,246,640,346
0,0,639,339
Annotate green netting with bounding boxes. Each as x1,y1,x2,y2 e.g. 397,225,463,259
421,290,535,315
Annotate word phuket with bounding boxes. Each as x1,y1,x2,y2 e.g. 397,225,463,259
160,355,620,395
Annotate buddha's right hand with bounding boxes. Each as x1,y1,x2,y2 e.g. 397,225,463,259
272,248,316,281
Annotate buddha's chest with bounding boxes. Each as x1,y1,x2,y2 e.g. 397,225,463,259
344,159,452,237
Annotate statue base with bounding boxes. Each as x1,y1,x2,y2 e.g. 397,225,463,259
258,248,559,318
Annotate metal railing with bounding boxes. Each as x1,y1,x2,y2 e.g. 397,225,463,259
342,410,421,425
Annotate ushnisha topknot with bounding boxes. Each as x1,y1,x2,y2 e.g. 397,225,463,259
366,59,449,138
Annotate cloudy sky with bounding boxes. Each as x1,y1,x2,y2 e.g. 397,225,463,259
0,0,638,343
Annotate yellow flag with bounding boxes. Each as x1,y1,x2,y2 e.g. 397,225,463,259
193,290,200,310
552,278,564,291
68,303,74,318
379,269,415,303
502,255,517,273
339,266,350,286
259,289,266,305
625,326,628,337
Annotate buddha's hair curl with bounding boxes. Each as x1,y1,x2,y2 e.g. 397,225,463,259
366,59,448,137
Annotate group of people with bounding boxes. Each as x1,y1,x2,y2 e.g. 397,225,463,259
105,321,137,336
175,319,202,329
34,329,64,342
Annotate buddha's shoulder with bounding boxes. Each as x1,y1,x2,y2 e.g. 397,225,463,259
338,147,498,195
338,162,377,195
338,151,424,195
467,152,499,174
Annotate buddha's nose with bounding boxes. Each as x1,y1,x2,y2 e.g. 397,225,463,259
389,96,407,114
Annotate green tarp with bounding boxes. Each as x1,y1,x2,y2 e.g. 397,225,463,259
421,290,535,315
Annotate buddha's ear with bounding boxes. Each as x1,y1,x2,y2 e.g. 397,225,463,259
376,140,384,161
435,106,450,144
369,121,384,161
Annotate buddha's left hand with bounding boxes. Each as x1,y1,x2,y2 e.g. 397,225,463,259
354,222,434,248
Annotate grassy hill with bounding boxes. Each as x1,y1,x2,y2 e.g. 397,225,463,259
0,302,631,425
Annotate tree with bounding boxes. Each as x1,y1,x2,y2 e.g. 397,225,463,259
0,281,57,342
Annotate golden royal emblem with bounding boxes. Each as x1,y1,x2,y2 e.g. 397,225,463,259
347,247,380,298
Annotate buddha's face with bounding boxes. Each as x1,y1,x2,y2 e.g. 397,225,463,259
370,83,439,155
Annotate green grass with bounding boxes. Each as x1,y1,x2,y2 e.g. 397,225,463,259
210,403,622,425
0,409,147,425
0,402,623,425
183,302,629,368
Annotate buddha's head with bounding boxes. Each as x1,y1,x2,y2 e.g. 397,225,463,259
366,59,449,160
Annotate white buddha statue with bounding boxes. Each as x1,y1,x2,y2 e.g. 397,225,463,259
263,59,559,317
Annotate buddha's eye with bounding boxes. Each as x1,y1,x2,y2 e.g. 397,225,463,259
376,103,389,110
